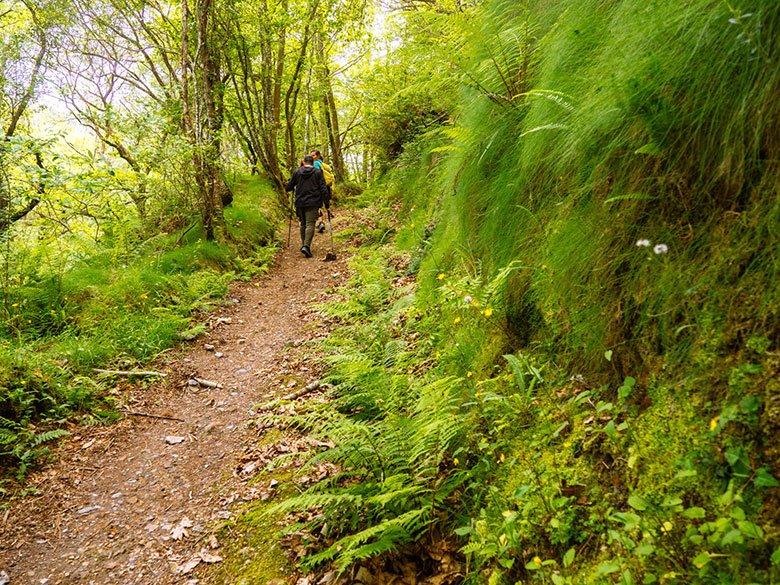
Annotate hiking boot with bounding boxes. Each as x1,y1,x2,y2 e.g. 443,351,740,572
300,245,313,258
317,221,326,234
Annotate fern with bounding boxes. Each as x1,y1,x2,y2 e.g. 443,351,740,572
303,507,433,571
32,429,70,447
265,252,485,573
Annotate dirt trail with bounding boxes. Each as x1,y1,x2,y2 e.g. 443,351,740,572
0,234,350,585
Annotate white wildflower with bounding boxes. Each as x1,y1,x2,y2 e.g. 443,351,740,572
635,239,651,247
463,295,473,305
653,243,668,255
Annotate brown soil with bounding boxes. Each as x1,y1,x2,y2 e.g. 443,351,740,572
0,237,350,585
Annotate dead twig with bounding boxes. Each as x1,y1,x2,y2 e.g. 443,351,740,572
257,380,322,412
122,410,185,422
193,377,221,389
94,368,167,378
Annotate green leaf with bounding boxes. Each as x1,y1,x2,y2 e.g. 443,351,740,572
661,496,682,508
628,494,648,511
618,376,636,400
563,547,575,567
597,562,621,575
725,446,742,466
525,559,541,570
739,395,761,414
721,529,743,545
552,575,565,585
683,507,706,519
603,192,656,204
604,350,613,362
454,525,471,536
737,520,763,539
635,142,661,155
730,506,746,521
692,551,711,569
755,467,779,488
635,543,654,557
771,547,780,565
604,420,618,441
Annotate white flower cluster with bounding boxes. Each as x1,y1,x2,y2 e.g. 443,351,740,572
636,239,668,255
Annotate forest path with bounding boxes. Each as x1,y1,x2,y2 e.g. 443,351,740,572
0,226,350,585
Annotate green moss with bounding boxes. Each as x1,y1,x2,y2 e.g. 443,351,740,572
206,501,293,585
206,433,298,584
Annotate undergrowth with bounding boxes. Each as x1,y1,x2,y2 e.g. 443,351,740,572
0,176,279,484
260,246,777,583
253,0,778,582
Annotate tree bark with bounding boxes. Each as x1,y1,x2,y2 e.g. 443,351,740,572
316,35,345,181
193,0,221,240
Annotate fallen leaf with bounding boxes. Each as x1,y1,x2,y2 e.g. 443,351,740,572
199,550,223,564
165,436,186,445
175,557,201,575
241,461,258,475
171,517,194,540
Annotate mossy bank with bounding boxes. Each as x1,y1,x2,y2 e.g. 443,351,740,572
242,1,779,583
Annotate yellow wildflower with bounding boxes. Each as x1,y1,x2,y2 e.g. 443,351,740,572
483,307,493,317
709,416,719,431
533,556,542,565
499,453,505,463
454,316,462,324
466,371,474,378
453,458,459,466
437,273,446,281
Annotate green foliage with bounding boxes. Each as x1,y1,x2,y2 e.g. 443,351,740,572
261,251,474,571
265,0,778,581
268,242,776,582
0,177,278,479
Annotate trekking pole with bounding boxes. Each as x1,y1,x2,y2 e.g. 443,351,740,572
286,197,293,249
324,208,337,262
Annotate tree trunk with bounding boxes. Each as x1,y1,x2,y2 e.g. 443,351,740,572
316,36,345,182
180,0,192,134
194,0,221,241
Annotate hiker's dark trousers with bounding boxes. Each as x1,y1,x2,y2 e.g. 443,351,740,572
297,206,319,248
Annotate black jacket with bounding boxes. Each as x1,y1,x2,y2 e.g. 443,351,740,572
286,165,328,209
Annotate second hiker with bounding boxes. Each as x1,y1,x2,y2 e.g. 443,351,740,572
285,154,328,258
311,150,334,233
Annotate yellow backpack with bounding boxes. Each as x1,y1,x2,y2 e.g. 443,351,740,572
320,161,335,187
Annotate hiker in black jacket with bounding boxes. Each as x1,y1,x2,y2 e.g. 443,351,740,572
286,155,328,258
